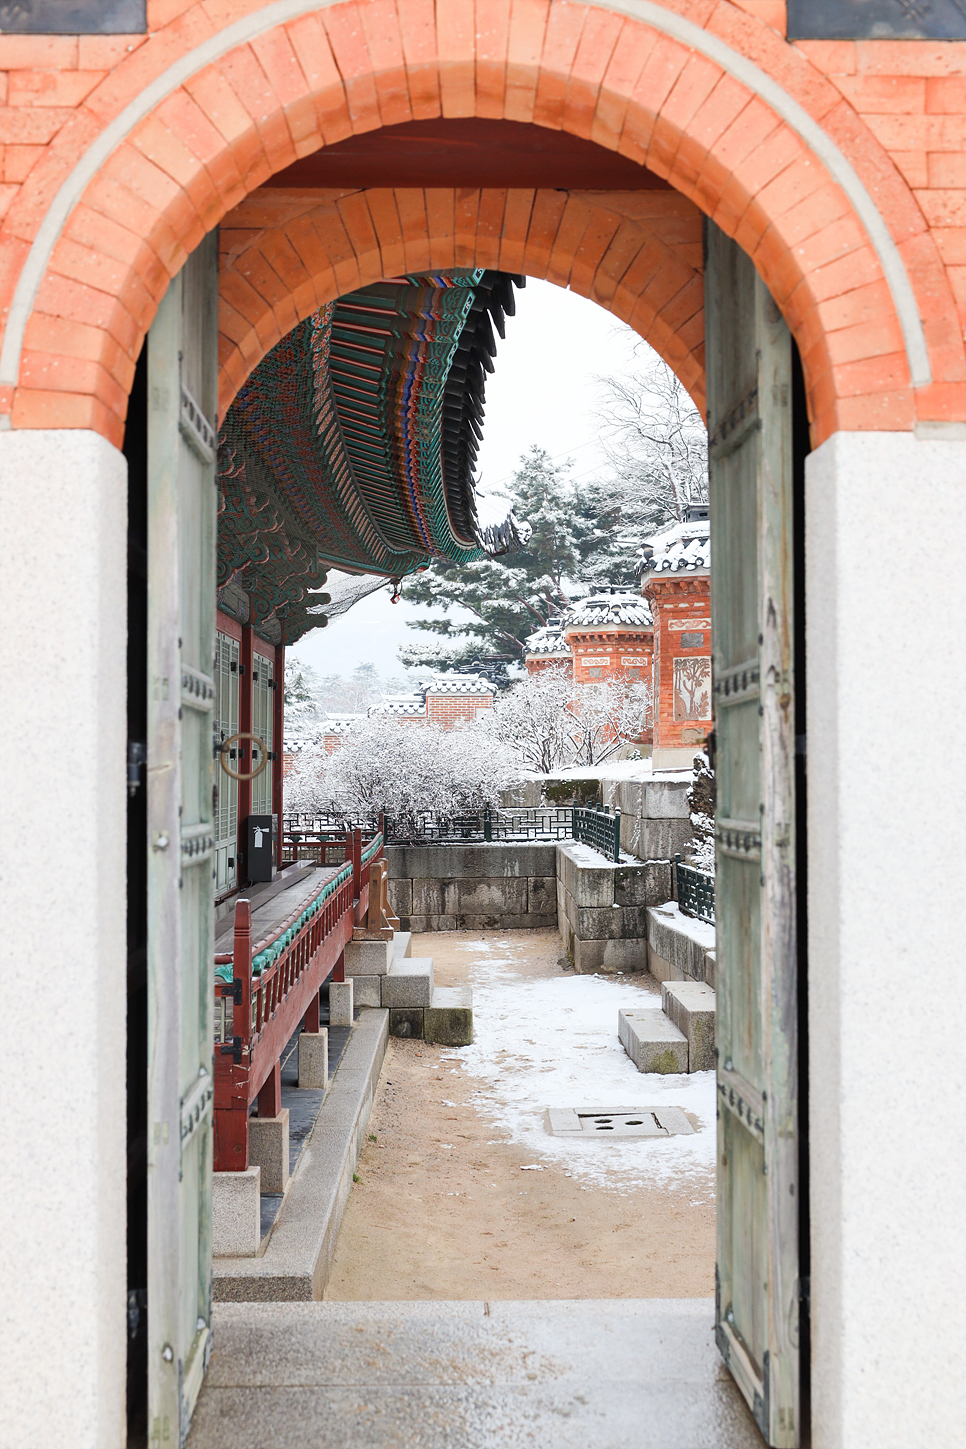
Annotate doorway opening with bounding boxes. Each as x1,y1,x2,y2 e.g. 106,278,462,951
120,112,819,1449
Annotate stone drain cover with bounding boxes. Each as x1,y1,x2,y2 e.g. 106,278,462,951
547,1106,695,1138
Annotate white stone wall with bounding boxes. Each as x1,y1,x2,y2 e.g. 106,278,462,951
0,431,128,1448
806,431,966,1449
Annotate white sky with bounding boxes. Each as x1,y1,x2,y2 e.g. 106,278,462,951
289,280,643,681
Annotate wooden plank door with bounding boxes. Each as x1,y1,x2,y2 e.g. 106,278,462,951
705,221,800,1447
146,231,219,1447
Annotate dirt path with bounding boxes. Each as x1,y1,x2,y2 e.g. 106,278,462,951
326,929,715,1301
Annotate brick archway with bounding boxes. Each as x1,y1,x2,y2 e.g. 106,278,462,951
218,183,706,419
1,0,962,444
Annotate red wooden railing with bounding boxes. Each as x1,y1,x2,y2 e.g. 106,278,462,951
213,830,383,1172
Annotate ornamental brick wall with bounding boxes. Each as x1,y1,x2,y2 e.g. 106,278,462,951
567,627,653,686
425,692,494,726
645,574,713,757
524,654,572,676
0,2,965,447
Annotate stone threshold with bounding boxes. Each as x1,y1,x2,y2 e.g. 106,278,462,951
186,1299,763,1449
213,1008,389,1302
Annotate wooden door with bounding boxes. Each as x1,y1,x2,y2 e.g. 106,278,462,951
213,631,239,894
706,222,800,1447
146,232,219,1446
251,651,274,818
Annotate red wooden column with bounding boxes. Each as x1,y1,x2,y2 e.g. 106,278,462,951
256,1060,281,1119
273,640,285,868
237,622,254,881
213,899,253,1172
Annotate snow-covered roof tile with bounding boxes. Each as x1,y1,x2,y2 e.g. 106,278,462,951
638,516,711,576
424,672,495,694
323,713,365,734
524,622,570,656
563,591,652,631
371,694,426,715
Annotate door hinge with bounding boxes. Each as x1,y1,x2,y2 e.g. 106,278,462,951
127,740,146,796
220,1036,243,1064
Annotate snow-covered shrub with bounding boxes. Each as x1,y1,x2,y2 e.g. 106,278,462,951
485,666,576,773
285,712,522,831
686,749,715,873
488,667,652,771
564,678,652,767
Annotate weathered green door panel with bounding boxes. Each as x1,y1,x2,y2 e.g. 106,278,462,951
707,221,800,1448
147,230,219,1447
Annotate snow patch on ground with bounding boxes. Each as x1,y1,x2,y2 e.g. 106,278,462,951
443,949,716,1200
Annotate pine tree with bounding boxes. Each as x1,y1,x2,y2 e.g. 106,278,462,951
401,446,613,671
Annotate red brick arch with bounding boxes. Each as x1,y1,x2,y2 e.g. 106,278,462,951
1,0,962,445
217,185,706,418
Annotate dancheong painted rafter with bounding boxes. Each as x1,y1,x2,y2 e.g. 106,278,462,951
217,269,523,642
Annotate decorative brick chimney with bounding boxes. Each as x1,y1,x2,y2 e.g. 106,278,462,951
639,505,711,770
562,589,654,690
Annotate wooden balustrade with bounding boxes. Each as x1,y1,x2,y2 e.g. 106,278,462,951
213,830,383,1173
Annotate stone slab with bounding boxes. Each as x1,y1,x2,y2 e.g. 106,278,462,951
213,1166,261,1259
456,913,556,931
556,841,614,908
389,1007,425,1040
527,875,557,915
574,904,649,940
386,842,557,881
351,975,382,1009
643,778,692,819
661,981,716,1072
614,861,673,907
618,1009,689,1074
423,986,473,1046
572,936,648,975
638,817,693,861
411,877,443,915
381,958,434,1008
393,931,412,961
249,1110,290,1195
187,1298,764,1449
344,937,392,976
213,1010,388,1300
546,1107,581,1134
647,904,716,985
386,877,412,917
327,980,353,1028
298,1031,328,1090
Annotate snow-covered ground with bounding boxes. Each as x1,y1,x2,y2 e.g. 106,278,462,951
442,939,716,1204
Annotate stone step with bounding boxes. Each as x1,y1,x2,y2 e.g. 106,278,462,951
344,935,392,976
393,930,412,961
382,956,434,1008
425,986,473,1046
661,981,715,1072
618,1008,688,1075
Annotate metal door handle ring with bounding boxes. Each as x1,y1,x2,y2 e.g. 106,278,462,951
219,732,269,781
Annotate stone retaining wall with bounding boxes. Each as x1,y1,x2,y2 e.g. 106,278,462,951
556,841,671,974
599,776,694,861
386,843,557,932
646,902,716,990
